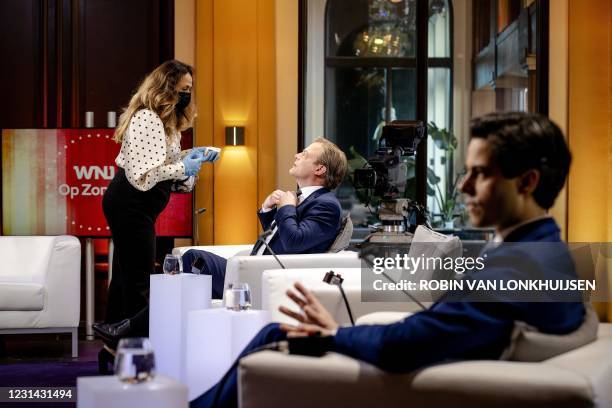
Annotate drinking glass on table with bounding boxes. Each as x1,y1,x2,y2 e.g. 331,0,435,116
114,337,156,383
224,282,252,311
163,254,181,275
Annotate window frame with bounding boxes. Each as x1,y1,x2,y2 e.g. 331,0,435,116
299,0,454,206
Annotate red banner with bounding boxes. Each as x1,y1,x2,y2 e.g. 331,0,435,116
1,129,193,237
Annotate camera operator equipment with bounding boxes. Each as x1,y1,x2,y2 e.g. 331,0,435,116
353,120,429,244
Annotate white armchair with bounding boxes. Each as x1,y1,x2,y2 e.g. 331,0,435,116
173,245,362,309
238,320,612,407
261,268,424,325
0,236,81,357
224,252,361,309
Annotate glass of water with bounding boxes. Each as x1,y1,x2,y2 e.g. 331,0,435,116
163,254,181,275
114,337,156,383
224,282,252,311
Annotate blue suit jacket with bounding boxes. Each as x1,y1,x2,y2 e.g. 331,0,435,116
333,218,585,372
182,188,341,299
257,187,342,254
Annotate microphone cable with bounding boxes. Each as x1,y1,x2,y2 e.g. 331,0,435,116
254,228,286,269
323,271,355,326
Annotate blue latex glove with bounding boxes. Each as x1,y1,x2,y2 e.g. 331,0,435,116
194,146,221,163
182,153,203,177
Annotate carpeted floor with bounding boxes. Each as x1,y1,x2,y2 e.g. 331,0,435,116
0,360,101,386
0,334,107,408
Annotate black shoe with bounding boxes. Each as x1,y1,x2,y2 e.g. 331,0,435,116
92,319,131,348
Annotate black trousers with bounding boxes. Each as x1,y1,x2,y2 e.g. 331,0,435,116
102,168,171,334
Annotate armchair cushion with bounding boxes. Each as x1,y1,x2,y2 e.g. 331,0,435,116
370,225,462,303
502,302,599,362
0,283,44,311
327,214,353,253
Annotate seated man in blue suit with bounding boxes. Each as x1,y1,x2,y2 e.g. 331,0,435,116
93,138,347,344
191,112,586,408
182,137,348,299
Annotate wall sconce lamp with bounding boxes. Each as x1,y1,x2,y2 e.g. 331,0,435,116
225,126,245,146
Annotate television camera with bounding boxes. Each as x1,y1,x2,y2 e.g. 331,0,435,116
353,120,428,243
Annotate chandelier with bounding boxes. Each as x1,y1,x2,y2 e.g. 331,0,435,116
353,0,414,57
353,0,447,57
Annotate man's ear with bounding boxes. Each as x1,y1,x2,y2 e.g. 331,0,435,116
314,164,327,177
518,169,540,194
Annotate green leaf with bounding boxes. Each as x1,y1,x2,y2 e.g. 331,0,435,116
426,167,441,184
347,146,368,174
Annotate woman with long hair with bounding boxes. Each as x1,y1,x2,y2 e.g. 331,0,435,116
94,60,218,351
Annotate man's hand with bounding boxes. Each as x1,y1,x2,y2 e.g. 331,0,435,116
262,190,285,210
279,282,339,338
277,191,298,208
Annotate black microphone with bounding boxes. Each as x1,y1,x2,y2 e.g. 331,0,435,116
323,271,355,326
253,228,286,269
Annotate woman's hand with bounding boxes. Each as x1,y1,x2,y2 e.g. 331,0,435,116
279,282,339,338
193,147,220,162
182,153,203,177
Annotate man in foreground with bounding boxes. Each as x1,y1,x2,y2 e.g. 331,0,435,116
192,112,585,408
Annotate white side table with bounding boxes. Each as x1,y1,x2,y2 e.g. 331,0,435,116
150,273,212,383
185,309,270,400
77,375,188,408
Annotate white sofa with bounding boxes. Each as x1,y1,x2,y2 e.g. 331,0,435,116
0,236,81,357
238,317,612,407
172,245,362,309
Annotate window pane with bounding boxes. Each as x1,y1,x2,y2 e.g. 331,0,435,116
428,0,451,58
320,0,453,232
391,68,417,120
325,67,386,158
325,67,388,228
326,66,421,227
426,67,455,227
327,0,417,58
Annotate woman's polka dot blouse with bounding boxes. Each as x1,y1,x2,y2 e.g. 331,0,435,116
115,109,186,191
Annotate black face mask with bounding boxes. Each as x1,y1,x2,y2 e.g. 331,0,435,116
176,91,191,111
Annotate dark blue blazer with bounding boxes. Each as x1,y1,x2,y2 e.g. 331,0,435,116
333,218,585,372
257,187,342,254
182,188,341,299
